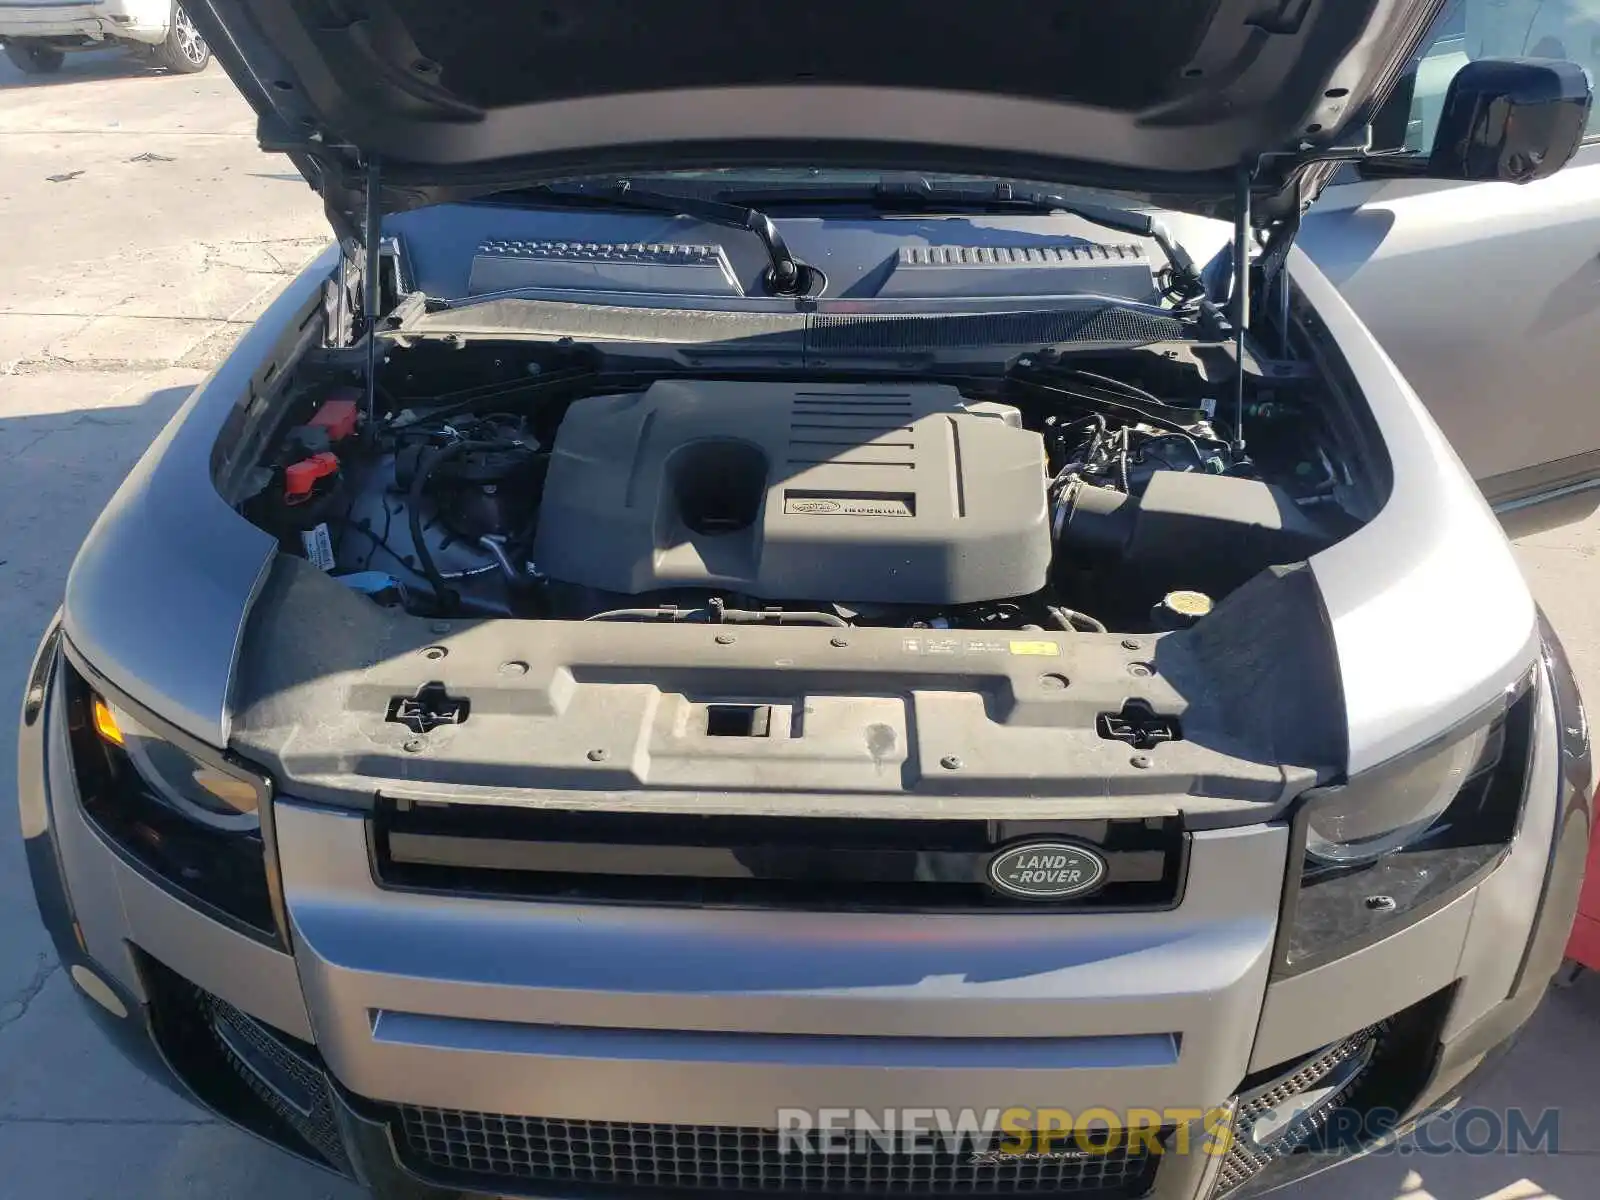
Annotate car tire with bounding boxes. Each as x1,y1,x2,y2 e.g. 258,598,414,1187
149,4,209,74
4,41,66,73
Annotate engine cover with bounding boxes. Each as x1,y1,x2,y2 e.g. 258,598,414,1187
532,380,1050,605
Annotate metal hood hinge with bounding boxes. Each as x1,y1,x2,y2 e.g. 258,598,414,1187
310,150,387,428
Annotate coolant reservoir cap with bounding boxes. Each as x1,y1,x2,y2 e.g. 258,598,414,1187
1154,589,1213,629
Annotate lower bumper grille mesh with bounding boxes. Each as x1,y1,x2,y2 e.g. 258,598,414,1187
199,992,349,1172
141,953,348,1174
1211,1024,1384,1196
397,1107,1161,1196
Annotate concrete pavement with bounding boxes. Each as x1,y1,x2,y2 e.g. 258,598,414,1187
0,46,353,1200
1,46,1598,1200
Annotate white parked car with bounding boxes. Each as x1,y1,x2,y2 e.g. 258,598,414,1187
0,0,208,74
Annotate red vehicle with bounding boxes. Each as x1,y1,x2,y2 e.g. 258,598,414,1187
1565,808,1600,975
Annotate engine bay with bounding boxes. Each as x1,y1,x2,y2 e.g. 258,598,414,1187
240,342,1372,634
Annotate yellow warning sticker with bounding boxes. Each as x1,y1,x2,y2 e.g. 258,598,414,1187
1008,640,1061,657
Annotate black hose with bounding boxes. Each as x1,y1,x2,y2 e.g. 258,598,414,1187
1048,605,1108,634
1014,374,1224,440
407,439,503,612
1061,368,1166,407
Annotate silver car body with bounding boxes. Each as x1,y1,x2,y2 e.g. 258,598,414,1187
1304,0,1600,503
16,2,1599,1199
0,0,171,45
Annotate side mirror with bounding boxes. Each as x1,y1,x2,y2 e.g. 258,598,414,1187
1360,57,1592,182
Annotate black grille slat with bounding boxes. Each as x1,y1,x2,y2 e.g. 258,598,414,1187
374,803,1186,912
397,1107,1160,1196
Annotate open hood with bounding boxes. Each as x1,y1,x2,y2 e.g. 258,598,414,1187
187,0,1445,229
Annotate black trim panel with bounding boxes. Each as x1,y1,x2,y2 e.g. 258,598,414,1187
19,618,79,967
332,1090,473,1200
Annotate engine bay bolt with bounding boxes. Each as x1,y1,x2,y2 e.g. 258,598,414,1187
1121,639,1141,651
498,660,528,676
587,748,609,762
940,755,963,770
1365,895,1397,912
403,738,424,754
830,636,849,647
714,633,736,645
1127,662,1153,678
1130,754,1151,769
421,645,447,661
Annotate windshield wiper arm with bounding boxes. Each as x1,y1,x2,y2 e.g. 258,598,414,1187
711,177,1205,301
869,179,1205,300
489,181,808,296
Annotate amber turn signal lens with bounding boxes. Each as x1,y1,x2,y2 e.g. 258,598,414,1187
91,695,124,746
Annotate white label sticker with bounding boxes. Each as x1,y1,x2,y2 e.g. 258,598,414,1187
300,522,336,571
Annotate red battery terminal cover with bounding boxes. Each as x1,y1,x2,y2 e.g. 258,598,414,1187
307,391,361,442
284,452,340,504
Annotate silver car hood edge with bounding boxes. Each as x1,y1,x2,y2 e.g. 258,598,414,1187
1296,246,1539,775
60,247,338,747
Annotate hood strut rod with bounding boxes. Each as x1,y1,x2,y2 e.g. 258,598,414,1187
361,156,381,428
1231,162,1251,454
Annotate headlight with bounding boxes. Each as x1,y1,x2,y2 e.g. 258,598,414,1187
1303,716,1504,866
91,696,260,832
1277,670,1537,975
63,660,279,940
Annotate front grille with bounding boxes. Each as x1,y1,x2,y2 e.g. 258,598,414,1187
396,1108,1160,1197
1212,1025,1383,1196
374,801,1186,912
